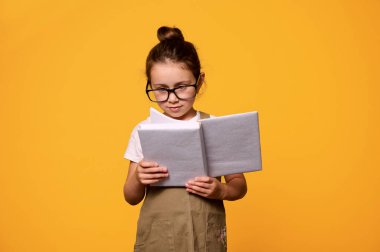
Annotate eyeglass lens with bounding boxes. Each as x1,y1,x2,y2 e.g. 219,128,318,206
148,86,196,102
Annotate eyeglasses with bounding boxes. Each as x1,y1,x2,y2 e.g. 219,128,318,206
145,75,200,102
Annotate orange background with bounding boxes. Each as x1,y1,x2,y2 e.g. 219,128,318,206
1,1,379,251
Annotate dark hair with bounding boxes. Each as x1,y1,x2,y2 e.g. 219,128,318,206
146,26,201,81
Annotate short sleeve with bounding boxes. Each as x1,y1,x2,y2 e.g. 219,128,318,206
124,122,147,163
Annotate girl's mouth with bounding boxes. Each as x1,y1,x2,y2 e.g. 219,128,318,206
168,106,182,112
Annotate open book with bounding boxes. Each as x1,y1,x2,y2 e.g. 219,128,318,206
138,108,262,186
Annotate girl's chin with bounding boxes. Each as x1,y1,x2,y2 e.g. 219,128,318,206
164,109,195,120
164,111,184,119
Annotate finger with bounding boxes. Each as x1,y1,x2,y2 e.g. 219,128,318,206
138,166,168,173
140,173,169,184
141,179,162,185
186,181,211,189
139,172,168,180
186,188,208,197
194,176,213,183
186,184,210,194
139,160,159,168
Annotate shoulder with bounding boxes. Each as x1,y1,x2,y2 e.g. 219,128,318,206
124,117,150,162
129,117,150,140
131,117,150,131
198,111,216,119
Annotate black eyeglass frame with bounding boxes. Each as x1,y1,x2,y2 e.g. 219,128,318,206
145,75,200,103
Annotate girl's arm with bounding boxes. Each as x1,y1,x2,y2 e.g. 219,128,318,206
123,160,168,205
222,173,248,200
185,173,247,201
123,162,146,205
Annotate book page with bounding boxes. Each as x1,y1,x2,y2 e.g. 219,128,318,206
138,124,208,186
200,112,262,177
150,107,190,125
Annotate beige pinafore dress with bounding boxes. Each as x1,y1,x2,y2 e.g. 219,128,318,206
134,112,227,252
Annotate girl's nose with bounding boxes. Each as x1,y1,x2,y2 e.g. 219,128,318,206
167,91,179,103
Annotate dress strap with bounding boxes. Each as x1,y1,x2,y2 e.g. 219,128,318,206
199,111,210,119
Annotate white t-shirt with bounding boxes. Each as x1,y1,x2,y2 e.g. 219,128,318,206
124,111,211,163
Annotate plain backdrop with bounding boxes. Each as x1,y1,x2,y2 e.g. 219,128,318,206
1,1,379,251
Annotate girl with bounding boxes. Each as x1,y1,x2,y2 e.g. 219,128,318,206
123,26,247,252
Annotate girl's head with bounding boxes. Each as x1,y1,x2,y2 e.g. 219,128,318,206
146,26,201,81
145,26,204,120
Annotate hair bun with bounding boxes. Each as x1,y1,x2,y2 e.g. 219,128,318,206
157,26,184,42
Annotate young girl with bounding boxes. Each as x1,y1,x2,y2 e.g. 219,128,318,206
124,26,247,252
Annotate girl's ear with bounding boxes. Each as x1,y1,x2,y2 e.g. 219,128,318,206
197,72,205,92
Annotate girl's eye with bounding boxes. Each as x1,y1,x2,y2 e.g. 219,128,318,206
154,88,168,93
177,85,188,90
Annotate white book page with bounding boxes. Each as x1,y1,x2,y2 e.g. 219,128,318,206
150,107,190,125
138,126,207,186
200,111,262,177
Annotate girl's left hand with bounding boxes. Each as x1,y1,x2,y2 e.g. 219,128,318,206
185,176,225,200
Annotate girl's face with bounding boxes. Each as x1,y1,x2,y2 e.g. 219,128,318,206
149,61,203,120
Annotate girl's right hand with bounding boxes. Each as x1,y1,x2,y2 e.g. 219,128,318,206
135,160,169,185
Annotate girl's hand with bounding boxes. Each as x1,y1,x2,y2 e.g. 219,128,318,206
136,160,169,185
185,176,226,200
